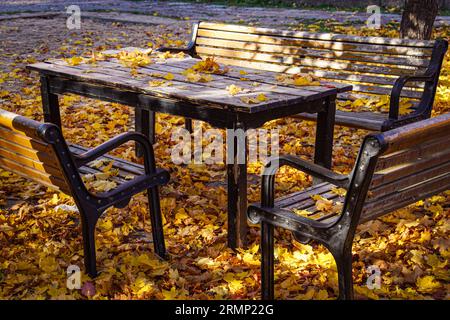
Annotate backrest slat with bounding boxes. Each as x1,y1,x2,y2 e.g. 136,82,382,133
0,109,70,193
358,113,450,222
0,155,69,193
195,22,437,101
199,22,437,48
361,172,449,223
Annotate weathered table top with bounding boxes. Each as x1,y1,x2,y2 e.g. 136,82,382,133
28,47,352,114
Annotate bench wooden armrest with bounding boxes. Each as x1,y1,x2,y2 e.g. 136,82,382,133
156,22,199,57
261,155,349,207
156,45,196,56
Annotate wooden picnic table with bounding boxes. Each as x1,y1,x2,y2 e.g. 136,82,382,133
27,47,352,249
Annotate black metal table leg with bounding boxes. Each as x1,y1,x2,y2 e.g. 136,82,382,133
226,122,248,249
314,96,336,169
185,118,193,133
40,75,61,127
149,110,156,145
135,108,151,157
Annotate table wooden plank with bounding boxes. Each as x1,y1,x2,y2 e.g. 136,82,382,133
29,57,347,114
107,47,352,93
49,59,322,100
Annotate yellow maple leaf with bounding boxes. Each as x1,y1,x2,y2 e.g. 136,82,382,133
226,84,243,96
149,79,166,87
98,219,113,232
331,187,347,197
65,56,84,66
39,256,59,273
241,94,268,104
184,70,212,83
312,195,334,212
164,72,174,81
131,276,154,295
162,287,178,300
416,275,441,292
257,93,267,101
293,209,311,217
242,252,260,266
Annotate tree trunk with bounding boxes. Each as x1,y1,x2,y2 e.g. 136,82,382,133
400,0,439,40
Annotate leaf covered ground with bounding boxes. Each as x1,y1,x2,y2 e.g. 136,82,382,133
0,17,449,300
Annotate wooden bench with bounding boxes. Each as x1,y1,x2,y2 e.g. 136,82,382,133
0,108,169,277
160,22,448,132
247,113,450,299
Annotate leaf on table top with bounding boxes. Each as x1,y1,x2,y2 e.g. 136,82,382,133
64,56,84,66
116,50,152,68
149,79,167,87
183,69,213,83
156,51,185,60
276,73,320,86
164,72,175,81
192,57,228,75
226,84,243,96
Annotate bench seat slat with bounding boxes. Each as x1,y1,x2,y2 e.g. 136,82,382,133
272,182,344,222
294,111,387,131
275,182,331,207
69,144,145,176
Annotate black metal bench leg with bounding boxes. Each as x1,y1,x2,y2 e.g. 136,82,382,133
147,186,167,259
80,209,99,278
332,246,354,300
261,221,275,300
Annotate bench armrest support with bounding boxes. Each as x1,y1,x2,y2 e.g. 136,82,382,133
389,74,435,120
74,131,157,172
261,155,349,207
156,22,199,57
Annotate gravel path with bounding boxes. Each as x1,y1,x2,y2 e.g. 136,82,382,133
0,0,448,28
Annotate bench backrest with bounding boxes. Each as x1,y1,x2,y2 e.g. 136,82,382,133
192,22,447,103
342,113,450,227
0,109,73,194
